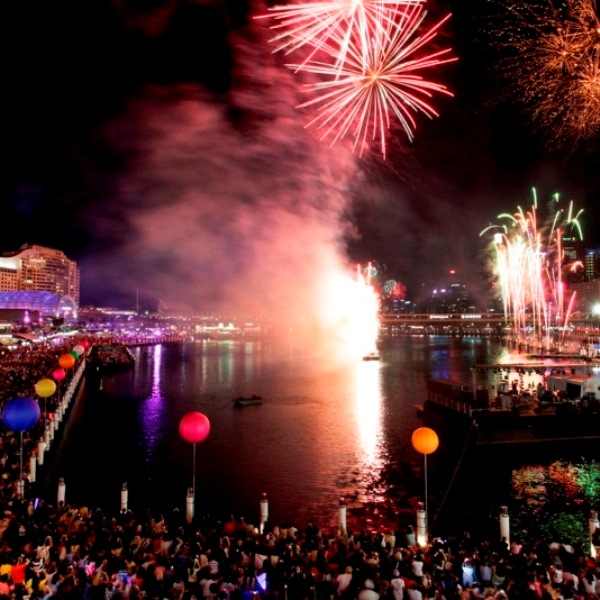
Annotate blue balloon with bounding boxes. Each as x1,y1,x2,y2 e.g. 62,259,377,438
2,397,41,431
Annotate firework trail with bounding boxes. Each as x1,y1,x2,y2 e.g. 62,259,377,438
257,0,456,157
480,188,584,348
483,0,600,152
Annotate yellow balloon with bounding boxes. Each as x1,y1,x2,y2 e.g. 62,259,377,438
35,378,57,398
411,427,439,455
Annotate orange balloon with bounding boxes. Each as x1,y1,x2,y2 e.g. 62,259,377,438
411,427,439,455
58,353,76,369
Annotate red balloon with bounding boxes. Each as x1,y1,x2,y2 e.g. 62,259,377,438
52,368,67,382
179,412,210,444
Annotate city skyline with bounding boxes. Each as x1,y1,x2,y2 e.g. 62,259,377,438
6,0,600,313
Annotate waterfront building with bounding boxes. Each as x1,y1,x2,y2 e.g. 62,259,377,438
0,291,78,321
585,249,600,283
571,279,600,316
0,243,80,303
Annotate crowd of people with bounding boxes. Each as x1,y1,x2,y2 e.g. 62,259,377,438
0,339,599,600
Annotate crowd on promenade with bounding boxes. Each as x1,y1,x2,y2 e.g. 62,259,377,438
0,496,597,600
0,339,599,600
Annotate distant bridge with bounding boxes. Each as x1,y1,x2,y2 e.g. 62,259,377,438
379,312,507,327
378,313,599,337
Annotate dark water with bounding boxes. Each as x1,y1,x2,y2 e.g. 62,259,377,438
41,336,600,538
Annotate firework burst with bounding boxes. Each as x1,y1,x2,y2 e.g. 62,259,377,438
484,0,600,151
256,0,456,158
480,188,584,347
286,4,456,157
259,0,424,65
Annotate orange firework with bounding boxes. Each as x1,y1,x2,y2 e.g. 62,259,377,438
484,0,600,152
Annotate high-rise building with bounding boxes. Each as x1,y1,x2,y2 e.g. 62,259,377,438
0,244,80,304
421,269,479,313
585,249,599,282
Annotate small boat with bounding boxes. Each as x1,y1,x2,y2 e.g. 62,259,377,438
233,395,263,407
362,352,381,361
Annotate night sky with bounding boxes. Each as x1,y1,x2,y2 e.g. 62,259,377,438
5,0,600,311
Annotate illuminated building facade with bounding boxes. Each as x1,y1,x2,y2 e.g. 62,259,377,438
585,249,599,283
421,269,479,313
571,280,600,315
0,244,80,304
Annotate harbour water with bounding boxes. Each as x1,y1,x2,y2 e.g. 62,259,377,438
42,335,600,538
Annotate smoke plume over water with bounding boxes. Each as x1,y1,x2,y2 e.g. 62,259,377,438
80,20,372,357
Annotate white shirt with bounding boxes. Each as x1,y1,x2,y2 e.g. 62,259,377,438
337,573,352,595
412,559,424,577
407,588,423,600
390,577,405,600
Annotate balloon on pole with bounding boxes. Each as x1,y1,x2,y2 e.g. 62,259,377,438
3,397,41,431
179,412,211,444
2,397,41,498
411,427,439,455
179,412,210,523
411,427,439,548
58,353,76,369
35,378,56,398
35,378,56,427
52,368,67,382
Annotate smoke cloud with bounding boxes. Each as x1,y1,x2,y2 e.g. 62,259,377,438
79,17,370,352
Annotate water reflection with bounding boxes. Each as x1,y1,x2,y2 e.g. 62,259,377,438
218,341,234,385
140,344,165,462
352,360,385,503
53,336,600,531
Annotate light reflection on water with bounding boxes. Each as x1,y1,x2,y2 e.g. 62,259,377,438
49,335,597,534
140,344,165,463
352,361,385,503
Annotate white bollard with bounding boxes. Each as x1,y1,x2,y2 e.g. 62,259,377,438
57,477,66,506
37,441,46,466
338,497,347,536
589,510,599,559
186,487,194,524
260,493,269,534
121,483,128,512
500,505,510,548
29,456,36,483
416,502,428,548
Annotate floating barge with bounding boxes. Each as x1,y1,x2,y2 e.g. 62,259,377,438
420,360,600,445
87,345,135,373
